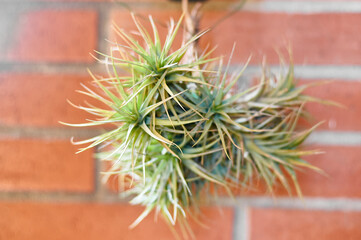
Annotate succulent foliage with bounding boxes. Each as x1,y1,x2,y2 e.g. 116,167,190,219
63,14,323,230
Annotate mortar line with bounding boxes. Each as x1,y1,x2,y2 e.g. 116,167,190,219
0,126,104,140
218,197,361,211
0,2,181,11
238,65,361,81
0,63,102,74
93,146,101,199
1,1,361,13
241,1,361,13
97,4,111,56
1,64,361,80
233,204,249,240
242,206,250,240
1,127,360,146
0,191,128,203
2,192,361,212
306,131,361,146
232,206,241,240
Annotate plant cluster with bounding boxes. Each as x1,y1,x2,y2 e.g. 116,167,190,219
63,14,323,232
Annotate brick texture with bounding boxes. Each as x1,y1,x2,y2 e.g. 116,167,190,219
250,208,361,240
0,73,108,127
111,11,361,65
1,0,361,239
200,12,361,65
0,202,233,240
301,79,361,131
110,10,183,52
266,145,361,198
294,145,361,198
0,138,94,192
264,0,360,1
13,0,361,2
223,145,361,198
2,10,97,63
15,0,164,2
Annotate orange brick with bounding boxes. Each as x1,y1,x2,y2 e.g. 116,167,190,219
295,145,361,198
0,73,109,127
106,144,361,199
38,0,111,1
300,80,361,131
66,0,110,1
200,12,361,65
0,202,233,240
110,10,184,53
225,145,361,198
251,145,361,198
3,10,97,63
101,145,361,199
0,139,94,192
263,0,359,1
250,208,361,240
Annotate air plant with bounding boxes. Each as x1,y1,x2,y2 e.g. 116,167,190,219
62,11,324,237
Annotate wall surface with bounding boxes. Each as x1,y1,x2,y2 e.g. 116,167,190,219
0,0,361,239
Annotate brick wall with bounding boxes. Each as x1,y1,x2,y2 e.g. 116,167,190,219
0,0,360,239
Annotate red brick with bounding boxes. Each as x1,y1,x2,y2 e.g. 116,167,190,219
0,201,233,240
228,145,361,198
252,145,361,198
33,0,111,1
0,139,94,192
110,10,183,53
250,208,361,240
217,0,361,1
4,10,97,63
104,142,361,199
294,145,361,198
264,0,359,1
200,12,361,65
300,79,361,131
20,0,164,2
0,73,108,127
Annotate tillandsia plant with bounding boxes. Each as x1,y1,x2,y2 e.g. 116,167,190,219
61,9,326,237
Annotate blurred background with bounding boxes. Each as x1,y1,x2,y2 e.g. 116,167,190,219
0,0,361,239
